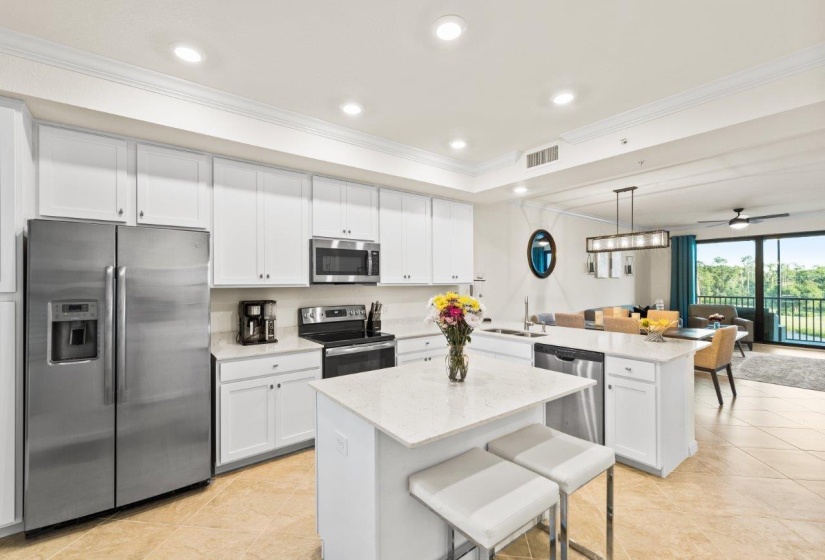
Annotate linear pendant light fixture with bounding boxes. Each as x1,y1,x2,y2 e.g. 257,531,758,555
586,186,670,253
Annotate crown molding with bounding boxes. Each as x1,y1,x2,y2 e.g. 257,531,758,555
560,43,825,145
0,94,32,120
473,151,522,176
0,28,508,176
516,199,635,228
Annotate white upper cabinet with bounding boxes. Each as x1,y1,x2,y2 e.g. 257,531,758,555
213,158,309,287
38,125,129,223
311,177,378,241
379,189,431,284
136,144,208,229
432,199,473,284
262,168,310,285
0,106,21,294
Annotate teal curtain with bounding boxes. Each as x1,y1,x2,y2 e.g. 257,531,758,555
670,235,697,321
532,248,547,272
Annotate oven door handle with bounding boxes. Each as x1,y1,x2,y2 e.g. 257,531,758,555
326,341,397,357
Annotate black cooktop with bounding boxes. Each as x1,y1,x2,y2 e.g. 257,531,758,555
301,330,395,349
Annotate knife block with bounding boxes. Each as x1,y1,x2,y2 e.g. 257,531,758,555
366,316,381,335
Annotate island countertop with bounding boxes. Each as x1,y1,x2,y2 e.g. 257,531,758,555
309,354,595,449
473,321,710,363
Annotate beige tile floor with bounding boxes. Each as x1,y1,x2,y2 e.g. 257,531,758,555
1,348,824,559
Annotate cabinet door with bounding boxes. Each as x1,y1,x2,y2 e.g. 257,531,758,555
219,376,276,465
263,168,310,285
605,375,657,466
0,107,16,293
38,126,129,222
403,193,431,284
311,177,347,238
213,159,265,285
431,199,454,283
378,190,405,284
274,369,321,449
136,144,208,229
344,182,377,241
0,303,15,526
451,202,474,283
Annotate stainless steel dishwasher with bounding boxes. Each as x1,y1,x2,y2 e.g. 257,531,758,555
534,344,605,444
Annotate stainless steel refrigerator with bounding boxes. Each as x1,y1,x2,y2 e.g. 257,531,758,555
25,220,211,532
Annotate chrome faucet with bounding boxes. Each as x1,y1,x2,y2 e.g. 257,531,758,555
523,296,534,331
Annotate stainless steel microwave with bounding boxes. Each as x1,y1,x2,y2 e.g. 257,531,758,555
311,238,380,284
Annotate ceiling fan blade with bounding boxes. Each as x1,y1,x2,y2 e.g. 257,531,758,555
748,213,790,221
696,220,727,223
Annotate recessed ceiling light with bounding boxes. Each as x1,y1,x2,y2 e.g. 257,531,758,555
171,43,204,63
433,15,466,41
449,139,467,150
552,92,575,105
340,102,363,116
513,186,528,194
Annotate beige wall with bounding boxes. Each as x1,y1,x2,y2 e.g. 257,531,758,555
473,202,639,322
644,213,825,308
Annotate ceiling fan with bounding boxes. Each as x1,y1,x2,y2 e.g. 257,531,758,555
697,208,790,230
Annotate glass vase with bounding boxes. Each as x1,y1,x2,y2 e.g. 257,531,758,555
446,344,469,382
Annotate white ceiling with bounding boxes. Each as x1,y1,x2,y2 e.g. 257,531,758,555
0,0,823,164
528,127,825,228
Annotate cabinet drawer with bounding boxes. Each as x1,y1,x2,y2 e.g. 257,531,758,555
397,347,449,365
397,335,445,355
605,356,655,383
470,335,533,360
220,351,322,383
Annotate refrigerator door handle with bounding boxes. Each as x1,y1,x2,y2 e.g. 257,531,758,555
116,266,127,404
104,266,115,406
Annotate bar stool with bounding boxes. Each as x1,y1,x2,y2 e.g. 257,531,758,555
409,447,560,559
488,425,616,560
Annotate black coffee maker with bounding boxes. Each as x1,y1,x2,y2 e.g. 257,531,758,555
238,300,277,345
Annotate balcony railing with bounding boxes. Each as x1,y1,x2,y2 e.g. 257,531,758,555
697,295,825,345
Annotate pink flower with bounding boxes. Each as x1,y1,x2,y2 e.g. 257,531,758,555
449,306,463,318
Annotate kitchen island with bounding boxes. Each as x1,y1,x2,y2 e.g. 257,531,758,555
309,355,595,560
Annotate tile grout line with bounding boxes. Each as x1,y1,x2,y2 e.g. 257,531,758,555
43,516,109,560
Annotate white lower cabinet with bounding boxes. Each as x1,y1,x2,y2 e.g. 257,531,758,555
216,350,321,468
0,303,15,527
605,373,657,465
275,369,320,448
220,376,277,465
468,334,533,365
396,335,448,365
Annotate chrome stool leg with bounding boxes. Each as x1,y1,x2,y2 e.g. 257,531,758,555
549,505,557,560
448,526,455,560
606,466,614,560
559,492,569,559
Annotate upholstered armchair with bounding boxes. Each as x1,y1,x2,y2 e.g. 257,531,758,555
688,304,753,350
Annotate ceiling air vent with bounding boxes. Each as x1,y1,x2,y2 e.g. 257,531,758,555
526,145,559,169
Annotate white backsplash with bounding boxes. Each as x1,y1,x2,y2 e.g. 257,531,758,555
211,284,460,333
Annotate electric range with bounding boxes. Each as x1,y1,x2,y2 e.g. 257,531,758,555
298,305,396,378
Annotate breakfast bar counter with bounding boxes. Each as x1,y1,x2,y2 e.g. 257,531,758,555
309,355,595,560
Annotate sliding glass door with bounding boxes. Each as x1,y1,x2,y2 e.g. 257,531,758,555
696,231,825,349
763,235,825,345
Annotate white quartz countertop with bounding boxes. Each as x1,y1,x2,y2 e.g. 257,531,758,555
211,330,322,361
473,321,710,363
309,354,595,448
380,318,443,340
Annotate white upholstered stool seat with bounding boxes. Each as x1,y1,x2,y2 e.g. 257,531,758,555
488,425,616,560
409,447,560,558
488,424,615,494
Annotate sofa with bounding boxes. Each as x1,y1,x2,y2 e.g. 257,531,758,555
688,304,754,350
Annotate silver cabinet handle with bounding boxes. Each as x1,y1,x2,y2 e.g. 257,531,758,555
116,266,127,404
624,367,632,371
270,384,274,389
609,385,613,389
343,229,346,233
104,266,114,406
266,274,270,279
277,383,281,389
139,210,144,218
348,230,351,234
425,341,430,345
272,364,279,368
259,274,263,279
118,208,124,216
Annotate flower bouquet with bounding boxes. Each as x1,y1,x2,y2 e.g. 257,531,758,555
425,292,486,382
640,318,675,343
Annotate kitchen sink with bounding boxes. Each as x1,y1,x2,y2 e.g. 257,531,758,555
483,328,523,335
482,328,547,338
